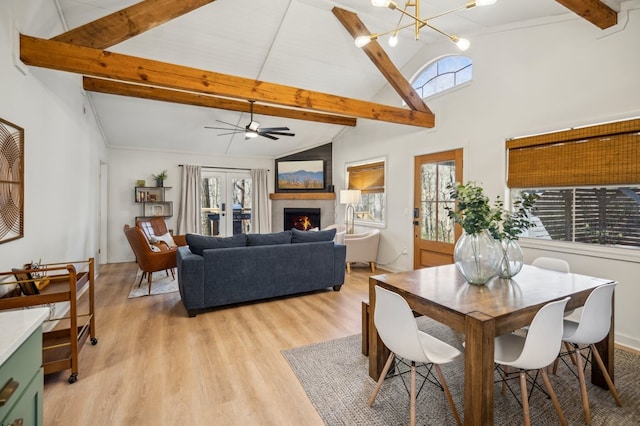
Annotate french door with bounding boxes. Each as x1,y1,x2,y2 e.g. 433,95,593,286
413,149,463,268
201,171,252,237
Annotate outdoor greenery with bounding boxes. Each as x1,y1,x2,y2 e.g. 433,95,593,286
489,191,539,241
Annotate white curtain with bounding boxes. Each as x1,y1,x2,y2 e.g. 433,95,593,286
177,165,202,235
251,168,271,234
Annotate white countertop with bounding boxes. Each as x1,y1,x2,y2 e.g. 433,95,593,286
0,308,49,366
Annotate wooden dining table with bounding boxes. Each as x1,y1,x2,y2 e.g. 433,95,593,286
367,264,616,425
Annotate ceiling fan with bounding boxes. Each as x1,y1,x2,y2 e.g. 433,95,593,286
205,100,295,140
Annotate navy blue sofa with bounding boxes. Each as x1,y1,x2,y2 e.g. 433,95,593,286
176,229,346,317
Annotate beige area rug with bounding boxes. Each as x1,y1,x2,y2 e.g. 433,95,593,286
282,316,640,425
128,269,178,299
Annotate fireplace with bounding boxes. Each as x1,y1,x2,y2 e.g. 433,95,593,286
284,208,321,231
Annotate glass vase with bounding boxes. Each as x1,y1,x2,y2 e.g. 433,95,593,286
497,239,524,279
454,230,500,285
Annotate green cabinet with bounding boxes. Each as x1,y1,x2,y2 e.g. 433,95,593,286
0,317,44,426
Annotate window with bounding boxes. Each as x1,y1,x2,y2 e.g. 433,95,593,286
507,118,640,249
411,55,472,99
347,160,385,226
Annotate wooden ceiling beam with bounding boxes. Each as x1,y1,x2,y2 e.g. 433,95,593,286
332,7,433,115
555,0,617,29
51,0,216,49
20,35,435,128
82,77,357,127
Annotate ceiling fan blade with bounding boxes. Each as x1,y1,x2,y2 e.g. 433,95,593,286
215,119,243,129
259,127,290,132
265,131,295,137
258,133,278,140
205,126,240,131
217,131,244,136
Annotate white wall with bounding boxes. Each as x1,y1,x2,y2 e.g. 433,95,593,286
0,0,108,272
108,148,273,263
333,9,640,349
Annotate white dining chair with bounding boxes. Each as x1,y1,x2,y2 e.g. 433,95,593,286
492,297,570,426
554,282,621,425
531,256,576,319
369,285,462,426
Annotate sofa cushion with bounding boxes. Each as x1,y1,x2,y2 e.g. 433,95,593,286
291,227,336,243
186,233,247,255
247,231,292,246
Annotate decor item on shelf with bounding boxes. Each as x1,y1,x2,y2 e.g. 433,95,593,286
489,191,539,279
356,0,497,51
136,179,146,187
446,181,500,285
152,170,168,187
340,189,362,234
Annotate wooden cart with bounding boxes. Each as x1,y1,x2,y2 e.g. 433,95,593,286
0,258,97,383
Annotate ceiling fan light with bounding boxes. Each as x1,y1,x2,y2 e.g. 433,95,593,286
245,131,258,138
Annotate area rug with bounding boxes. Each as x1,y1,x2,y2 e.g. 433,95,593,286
282,317,640,425
128,269,178,298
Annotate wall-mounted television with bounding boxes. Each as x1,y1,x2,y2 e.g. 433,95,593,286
277,160,324,190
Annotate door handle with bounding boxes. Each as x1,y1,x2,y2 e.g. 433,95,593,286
0,378,19,407
413,221,419,226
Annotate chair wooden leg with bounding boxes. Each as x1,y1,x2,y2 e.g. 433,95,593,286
370,262,376,273
368,352,395,406
138,271,145,285
565,341,577,365
346,263,351,274
410,362,416,426
590,344,622,406
434,364,462,426
519,370,531,426
148,271,153,295
573,344,592,425
540,367,568,426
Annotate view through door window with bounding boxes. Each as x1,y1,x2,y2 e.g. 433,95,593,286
201,172,252,236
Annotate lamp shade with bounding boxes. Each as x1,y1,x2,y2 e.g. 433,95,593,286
340,189,362,204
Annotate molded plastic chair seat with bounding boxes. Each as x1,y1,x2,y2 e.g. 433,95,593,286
492,297,570,426
555,282,621,425
531,256,575,318
369,285,462,426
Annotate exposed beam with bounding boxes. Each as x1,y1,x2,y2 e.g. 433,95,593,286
52,0,216,49
20,35,435,128
82,77,357,127
332,7,433,115
555,0,617,29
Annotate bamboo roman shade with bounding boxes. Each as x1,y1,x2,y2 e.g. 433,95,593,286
347,161,385,194
506,118,640,188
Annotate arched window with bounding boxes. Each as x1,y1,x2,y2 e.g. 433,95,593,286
411,55,472,99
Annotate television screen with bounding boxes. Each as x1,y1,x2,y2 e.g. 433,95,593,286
277,160,324,190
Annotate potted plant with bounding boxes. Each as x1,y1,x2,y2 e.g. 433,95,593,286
489,191,539,279
152,170,168,187
446,182,502,285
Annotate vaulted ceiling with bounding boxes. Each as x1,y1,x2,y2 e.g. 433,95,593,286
22,0,622,158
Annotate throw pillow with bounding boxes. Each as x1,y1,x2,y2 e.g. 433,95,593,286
151,232,177,249
291,227,336,243
247,231,292,246
186,233,247,256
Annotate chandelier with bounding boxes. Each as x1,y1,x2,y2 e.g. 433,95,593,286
355,0,497,51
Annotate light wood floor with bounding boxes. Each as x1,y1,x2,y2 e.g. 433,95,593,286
43,261,375,426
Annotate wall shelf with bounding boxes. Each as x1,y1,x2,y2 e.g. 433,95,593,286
269,193,335,200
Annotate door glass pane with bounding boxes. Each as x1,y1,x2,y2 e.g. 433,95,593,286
231,178,252,235
421,160,456,242
201,176,222,236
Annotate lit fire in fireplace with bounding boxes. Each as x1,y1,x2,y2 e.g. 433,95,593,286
294,215,313,230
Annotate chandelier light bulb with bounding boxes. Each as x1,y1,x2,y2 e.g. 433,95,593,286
388,32,399,47
355,35,373,48
455,37,470,51
475,0,497,6
371,0,392,7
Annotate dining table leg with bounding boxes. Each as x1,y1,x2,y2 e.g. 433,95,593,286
464,312,496,426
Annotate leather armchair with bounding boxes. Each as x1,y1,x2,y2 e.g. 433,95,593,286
344,229,380,273
136,217,187,248
123,224,177,294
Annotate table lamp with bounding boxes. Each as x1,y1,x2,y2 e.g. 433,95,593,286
340,189,361,234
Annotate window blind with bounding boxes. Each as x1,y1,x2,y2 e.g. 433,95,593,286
506,118,640,188
347,161,385,194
